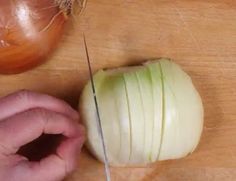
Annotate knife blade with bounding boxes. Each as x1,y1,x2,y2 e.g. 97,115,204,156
83,34,111,181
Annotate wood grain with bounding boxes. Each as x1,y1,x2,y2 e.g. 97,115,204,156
0,0,236,180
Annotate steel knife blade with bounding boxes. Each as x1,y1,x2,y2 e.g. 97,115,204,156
83,34,111,181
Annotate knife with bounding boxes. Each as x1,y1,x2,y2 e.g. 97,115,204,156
83,34,111,181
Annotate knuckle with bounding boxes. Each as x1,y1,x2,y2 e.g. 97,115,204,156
15,90,32,102
26,108,52,124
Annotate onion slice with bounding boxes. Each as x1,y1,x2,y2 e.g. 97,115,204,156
158,59,204,160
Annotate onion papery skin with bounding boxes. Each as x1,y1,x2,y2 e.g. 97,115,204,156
0,0,70,74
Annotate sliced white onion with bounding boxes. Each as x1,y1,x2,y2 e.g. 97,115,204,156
158,59,204,160
145,62,163,162
79,58,204,166
135,67,154,163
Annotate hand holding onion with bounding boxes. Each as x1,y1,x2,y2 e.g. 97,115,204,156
79,58,204,166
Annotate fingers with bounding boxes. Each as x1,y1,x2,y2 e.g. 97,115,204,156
31,137,84,181
56,136,85,172
0,90,79,121
0,90,85,181
0,108,85,154
8,136,84,181
9,138,84,181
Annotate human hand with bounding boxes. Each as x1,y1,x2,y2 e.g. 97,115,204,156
0,90,85,181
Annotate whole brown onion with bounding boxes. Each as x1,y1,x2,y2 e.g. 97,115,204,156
0,0,80,74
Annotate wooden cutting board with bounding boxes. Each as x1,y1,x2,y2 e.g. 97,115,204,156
0,0,236,180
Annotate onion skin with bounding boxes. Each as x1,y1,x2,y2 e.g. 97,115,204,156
0,0,69,74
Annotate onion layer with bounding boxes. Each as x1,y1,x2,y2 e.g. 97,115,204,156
79,58,204,166
0,0,76,74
